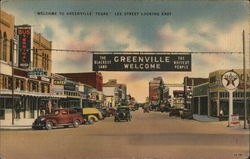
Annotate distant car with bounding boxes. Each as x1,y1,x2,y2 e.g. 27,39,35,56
32,108,85,130
181,109,193,119
96,107,108,117
169,108,183,117
114,107,132,122
106,107,116,116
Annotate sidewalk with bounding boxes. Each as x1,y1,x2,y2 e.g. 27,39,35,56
193,114,219,122
0,119,33,130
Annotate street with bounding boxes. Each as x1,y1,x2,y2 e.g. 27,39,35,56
0,108,249,159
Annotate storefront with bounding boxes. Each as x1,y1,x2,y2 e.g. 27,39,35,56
208,69,250,118
192,83,209,115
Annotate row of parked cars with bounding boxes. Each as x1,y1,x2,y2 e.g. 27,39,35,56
32,107,117,130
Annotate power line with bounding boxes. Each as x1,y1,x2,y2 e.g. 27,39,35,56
15,48,243,54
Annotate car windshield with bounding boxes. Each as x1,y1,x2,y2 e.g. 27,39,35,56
118,108,129,112
51,110,60,115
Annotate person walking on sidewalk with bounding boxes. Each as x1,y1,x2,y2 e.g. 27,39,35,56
219,109,224,121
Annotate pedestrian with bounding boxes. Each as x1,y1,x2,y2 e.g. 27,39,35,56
219,109,224,121
40,102,45,116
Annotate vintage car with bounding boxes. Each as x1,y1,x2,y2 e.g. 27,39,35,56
114,107,132,122
32,108,85,130
75,107,104,124
180,109,193,119
169,108,184,117
106,107,116,116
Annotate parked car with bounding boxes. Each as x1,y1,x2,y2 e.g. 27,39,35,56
181,109,193,119
106,107,116,116
169,108,183,117
114,107,132,122
32,108,85,130
75,108,104,124
96,107,108,117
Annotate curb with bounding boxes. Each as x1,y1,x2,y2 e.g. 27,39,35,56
0,125,32,130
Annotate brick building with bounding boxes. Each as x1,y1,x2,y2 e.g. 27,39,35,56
59,72,103,91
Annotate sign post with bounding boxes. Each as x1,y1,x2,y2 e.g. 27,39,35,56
221,70,240,127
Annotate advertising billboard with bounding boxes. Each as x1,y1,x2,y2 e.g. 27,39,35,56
93,54,191,71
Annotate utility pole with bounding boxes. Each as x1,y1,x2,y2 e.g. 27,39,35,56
243,30,247,129
10,39,15,125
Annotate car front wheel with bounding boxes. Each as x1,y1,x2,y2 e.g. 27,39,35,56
73,120,80,128
45,121,53,130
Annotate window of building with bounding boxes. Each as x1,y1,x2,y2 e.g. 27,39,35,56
33,47,36,67
209,76,217,83
210,92,218,98
5,98,13,109
220,92,229,98
3,32,7,62
15,78,19,89
0,31,2,60
41,83,45,93
0,98,4,109
32,82,38,92
42,53,45,69
10,39,13,62
0,110,5,120
2,76,7,89
20,80,24,90
8,77,13,89
36,49,39,67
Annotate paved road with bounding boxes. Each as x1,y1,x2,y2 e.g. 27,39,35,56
0,109,249,159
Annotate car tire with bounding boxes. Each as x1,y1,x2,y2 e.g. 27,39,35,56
88,117,94,124
73,120,80,128
45,121,53,130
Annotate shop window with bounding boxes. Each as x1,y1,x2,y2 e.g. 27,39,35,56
5,98,13,109
0,98,4,108
210,92,218,98
0,109,5,120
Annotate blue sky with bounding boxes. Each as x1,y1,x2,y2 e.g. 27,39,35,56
3,0,249,101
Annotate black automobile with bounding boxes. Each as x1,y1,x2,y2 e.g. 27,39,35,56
180,109,193,119
114,107,132,122
96,107,108,117
169,108,183,117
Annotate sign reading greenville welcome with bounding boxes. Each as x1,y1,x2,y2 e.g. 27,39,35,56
93,54,191,71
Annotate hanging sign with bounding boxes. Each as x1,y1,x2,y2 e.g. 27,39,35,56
93,54,191,71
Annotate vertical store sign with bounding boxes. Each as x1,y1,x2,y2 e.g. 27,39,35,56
16,25,31,68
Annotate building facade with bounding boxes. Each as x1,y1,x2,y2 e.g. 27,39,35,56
103,79,127,107
149,77,168,107
208,69,250,118
59,72,103,91
183,77,209,109
0,10,57,124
